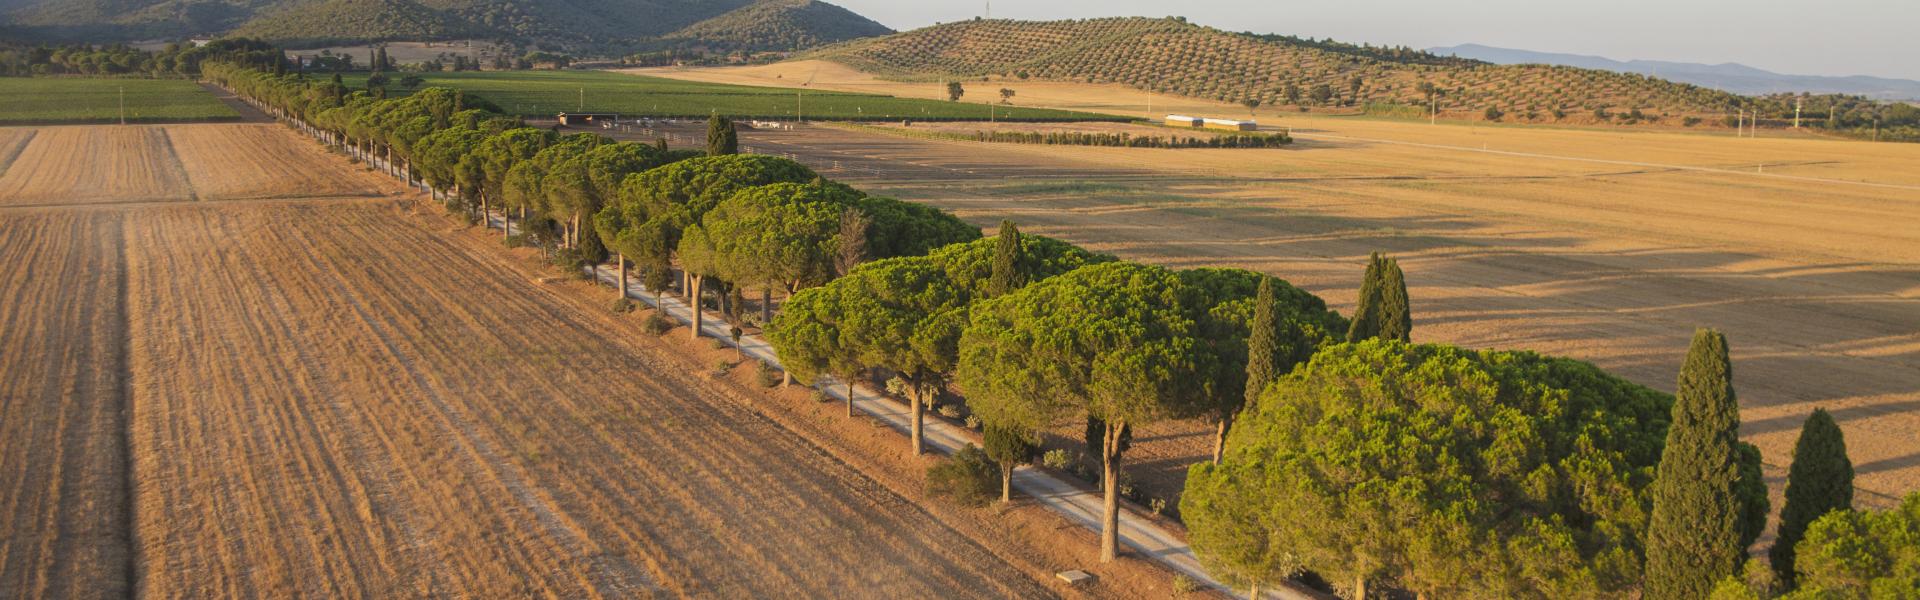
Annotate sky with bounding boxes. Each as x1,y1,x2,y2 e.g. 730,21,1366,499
829,0,1919,81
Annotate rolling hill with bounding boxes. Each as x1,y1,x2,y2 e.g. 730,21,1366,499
1,0,887,50
808,17,1752,122
1430,43,1920,101
663,0,891,52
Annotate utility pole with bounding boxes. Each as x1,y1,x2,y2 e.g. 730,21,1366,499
578,87,584,112
119,86,126,125
1794,97,1803,129
1430,95,1437,125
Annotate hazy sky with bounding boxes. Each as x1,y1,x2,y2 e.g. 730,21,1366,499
830,0,1918,81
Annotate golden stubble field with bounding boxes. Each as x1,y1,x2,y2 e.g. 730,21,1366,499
636,64,1920,514
0,123,1059,598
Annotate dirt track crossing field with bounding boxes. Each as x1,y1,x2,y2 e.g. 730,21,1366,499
0,123,1055,598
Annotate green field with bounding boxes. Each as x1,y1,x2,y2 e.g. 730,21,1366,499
344,70,1128,122
0,78,239,124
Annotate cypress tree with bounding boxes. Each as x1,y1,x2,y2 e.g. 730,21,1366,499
1220,276,1280,463
1378,256,1411,342
1770,408,1853,585
987,220,1022,297
706,115,738,156
1646,329,1768,600
655,137,668,152
1345,252,1386,342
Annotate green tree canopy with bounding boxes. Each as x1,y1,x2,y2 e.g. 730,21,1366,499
1771,408,1855,586
1783,492,1920,598
1647,329,1770,600
957,261,1216,561
1185,340,1674,598
768,231,1110,450
472,127,554,203
1176,268,1348,463
678,182,862,292
1347,252,1411,342
596,155,818,277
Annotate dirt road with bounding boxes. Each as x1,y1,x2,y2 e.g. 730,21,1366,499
0,123,1056,598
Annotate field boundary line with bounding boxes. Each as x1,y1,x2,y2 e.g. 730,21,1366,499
0,129,37,181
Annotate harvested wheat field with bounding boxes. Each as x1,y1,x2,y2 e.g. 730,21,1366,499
125,201,1049,598
0,126,193,206
0,210,130,600
162,124,385,200
0,123,1057,599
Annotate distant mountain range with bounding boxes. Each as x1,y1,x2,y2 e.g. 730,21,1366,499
1429,44,1920,101
0,0,891,51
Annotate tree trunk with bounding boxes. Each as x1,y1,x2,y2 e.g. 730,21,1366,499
502,209,512,240
480,192,489,230
782,371,793,387
688,274,704,340
1354,577,1368,600
1000,464,1013,503
845,381,855,418
617,254,628,299
1212,415,1232,464
1251,582,1260,599
761,287,773,324
1100,420,1124,562
909,383,924,456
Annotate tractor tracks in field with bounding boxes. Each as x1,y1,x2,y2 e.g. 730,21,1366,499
279,213,659,597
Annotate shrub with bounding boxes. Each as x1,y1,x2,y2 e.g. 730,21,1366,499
609,297,635,314
964,415,983,430
1173,574,1203,595
885,376,910,398
927,444,997,508
1042,449,1074,471
810,389,830,403
754,361,781,388
709,337,729,350
938,404,964,420
1149,497,1169,516
642,311,674,335
711,359,734,376
504,233,531,248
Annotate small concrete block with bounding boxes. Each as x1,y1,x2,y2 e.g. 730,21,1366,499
1056,570,1094,586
